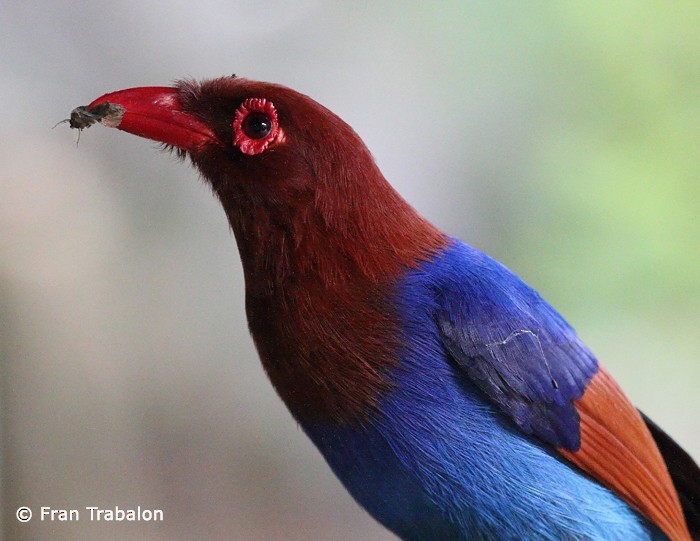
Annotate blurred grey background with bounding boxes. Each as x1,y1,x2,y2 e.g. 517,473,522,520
2,2,699,540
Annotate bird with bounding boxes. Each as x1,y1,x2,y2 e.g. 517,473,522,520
73,76,699,540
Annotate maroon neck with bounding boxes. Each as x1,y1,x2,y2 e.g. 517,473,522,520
215,161,446,424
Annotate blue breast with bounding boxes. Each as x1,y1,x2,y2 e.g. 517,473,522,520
302,241,664,541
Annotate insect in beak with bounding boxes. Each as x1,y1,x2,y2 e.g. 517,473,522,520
55,102,125,144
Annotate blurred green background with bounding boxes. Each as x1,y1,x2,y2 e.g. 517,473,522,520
2,2,698,540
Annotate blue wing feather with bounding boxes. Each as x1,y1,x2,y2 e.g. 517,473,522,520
433,238,598,450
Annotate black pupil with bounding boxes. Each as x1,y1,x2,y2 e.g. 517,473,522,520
242,113,272,139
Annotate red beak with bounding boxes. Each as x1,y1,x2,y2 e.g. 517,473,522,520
88,87,219,151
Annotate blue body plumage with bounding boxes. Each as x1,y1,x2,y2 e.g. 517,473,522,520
306,239,665,541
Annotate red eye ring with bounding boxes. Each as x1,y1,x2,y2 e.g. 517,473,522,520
233,98,281,155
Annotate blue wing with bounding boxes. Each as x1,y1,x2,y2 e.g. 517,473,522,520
432,239,598,450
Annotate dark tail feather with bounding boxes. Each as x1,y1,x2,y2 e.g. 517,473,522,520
640,410,700,540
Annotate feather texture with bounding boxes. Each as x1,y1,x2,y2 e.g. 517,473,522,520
560,368,690,540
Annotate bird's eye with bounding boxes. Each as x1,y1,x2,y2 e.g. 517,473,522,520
242,113,272,139
232,98,282,155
